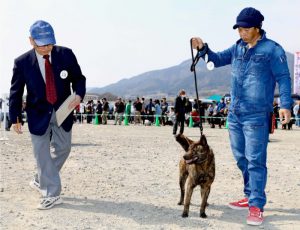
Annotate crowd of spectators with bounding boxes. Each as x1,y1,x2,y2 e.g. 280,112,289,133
1,96,300,130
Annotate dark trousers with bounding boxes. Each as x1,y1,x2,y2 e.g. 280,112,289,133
173,116,185,135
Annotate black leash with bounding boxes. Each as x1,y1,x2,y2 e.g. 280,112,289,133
189,39,208,136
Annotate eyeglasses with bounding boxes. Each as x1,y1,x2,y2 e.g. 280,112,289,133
36,43,53,48
32,40,53,48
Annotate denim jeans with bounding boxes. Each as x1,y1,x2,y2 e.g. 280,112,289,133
228,111,270,210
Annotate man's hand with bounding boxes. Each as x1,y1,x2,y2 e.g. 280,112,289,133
191,37,204,50
68,95,81,109
12,122,23,134
279,108,291,124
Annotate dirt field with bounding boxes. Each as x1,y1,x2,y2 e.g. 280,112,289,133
1,122,299,229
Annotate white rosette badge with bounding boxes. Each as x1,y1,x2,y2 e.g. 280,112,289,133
60,70,68,79
204,54,214,71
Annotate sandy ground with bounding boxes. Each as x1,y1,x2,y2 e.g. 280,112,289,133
0,121,299,230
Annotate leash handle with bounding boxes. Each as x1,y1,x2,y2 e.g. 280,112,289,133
190,39,204,136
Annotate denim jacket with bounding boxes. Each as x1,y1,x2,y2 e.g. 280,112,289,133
206,30,293,114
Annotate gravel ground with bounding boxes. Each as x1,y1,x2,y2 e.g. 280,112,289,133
1,122,299,229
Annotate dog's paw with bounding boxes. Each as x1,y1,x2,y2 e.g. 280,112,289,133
177,201,183,205
182,212,188,218
200,212,207,218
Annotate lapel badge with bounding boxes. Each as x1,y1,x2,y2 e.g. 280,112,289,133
60,70,68,79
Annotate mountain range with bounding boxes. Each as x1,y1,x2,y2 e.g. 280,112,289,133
88,52,295,98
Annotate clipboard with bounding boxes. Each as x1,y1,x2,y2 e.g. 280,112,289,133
56,93,76,126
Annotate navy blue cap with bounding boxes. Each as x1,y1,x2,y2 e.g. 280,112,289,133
30,20,56,46
233,7,264,29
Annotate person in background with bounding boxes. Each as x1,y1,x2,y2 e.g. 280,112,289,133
173,89,187,135
102,98,109,125
4,98,12,131
161,97,169,126
217,98,226,112
154,99,162,123
133,97,142,124
166,107,176,125
114,97,125,125
145,98,155,123
184,97,192,126
191,108,200,127
86,100,93,124
293,100,300,127
9,20,86,209
96,100,103,124
192,7,292,225
125,100,132,123
141,97,146,125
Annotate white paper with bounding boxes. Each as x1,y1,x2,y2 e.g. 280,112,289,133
56,93,76,127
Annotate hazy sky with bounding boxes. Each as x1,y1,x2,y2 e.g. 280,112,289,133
1,0,299,95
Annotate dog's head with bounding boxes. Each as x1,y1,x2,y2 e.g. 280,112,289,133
176,134,211,164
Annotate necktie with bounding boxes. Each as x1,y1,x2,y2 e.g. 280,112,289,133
43,55,57,104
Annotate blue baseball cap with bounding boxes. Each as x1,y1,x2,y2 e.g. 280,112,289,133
30,20,56,46
233,7,264,29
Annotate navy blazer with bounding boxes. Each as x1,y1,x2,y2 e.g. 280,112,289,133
174,96,187,119
9,46,86,135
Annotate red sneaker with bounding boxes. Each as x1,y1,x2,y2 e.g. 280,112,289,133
247,206,264,226
228,198,249,210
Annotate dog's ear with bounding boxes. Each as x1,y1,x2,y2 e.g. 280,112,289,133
176,134,193,152
199,134,208,147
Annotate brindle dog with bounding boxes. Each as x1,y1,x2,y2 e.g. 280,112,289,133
176,134,215,218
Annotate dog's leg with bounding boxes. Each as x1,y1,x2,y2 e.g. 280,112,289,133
178,160,188,205
182,177,194,218
200,187,209,207
199,186,211,218
178,173,188,205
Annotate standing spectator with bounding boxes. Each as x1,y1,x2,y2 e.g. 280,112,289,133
133,97,142,124
154,99,162,123
184,97,193,125
102,98,109,125
96,100,103,124
273,101,280,129
3,98,12,131
141,97,146,125
73,104,79,123
86,100,93,124
161,97,169,126
125,100,132,122
0,98,3,123
191,7,293,225
9,20,86,209
173,89,187,135
79,101,85,123
114,98,125,125
145,98,155,123
293,100,300,127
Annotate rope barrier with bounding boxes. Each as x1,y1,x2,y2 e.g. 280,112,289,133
6,112,299,120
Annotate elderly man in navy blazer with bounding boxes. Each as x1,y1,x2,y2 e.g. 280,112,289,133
9,20,86,209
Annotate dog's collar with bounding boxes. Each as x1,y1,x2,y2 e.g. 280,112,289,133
185,154,208,165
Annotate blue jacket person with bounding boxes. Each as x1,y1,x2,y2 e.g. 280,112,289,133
191,7,292,226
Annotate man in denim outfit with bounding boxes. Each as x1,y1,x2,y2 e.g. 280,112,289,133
192,7,293,225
